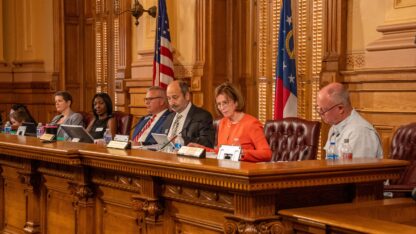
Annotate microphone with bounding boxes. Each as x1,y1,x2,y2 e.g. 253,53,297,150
158,135,177,152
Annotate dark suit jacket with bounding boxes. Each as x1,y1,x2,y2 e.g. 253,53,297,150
162,104,215,148
132,109,171,145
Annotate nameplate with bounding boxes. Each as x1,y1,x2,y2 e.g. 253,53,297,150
40,133,55,141
114,134,129,142
71,138,80,142
17,126,27,136
177,146,206,158
106,140,129,150
218,145,241,161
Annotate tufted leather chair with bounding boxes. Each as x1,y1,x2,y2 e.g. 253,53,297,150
112,111,133,135
384,123,416,197
79,111,93,128
264,117,321,161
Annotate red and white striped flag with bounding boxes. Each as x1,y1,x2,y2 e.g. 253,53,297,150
153,0,174,89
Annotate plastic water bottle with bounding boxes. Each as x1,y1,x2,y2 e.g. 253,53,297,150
104,128,112,144
36,123,44,138
340,138,353,159
174,133,184,152
326,141,339,160
4,121,11,134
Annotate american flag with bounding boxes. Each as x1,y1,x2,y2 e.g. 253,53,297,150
153,0,174,89
274,0,297,119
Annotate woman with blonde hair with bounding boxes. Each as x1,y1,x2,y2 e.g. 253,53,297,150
189,82,271,162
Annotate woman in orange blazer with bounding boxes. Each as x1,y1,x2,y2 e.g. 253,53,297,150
189,82,271,162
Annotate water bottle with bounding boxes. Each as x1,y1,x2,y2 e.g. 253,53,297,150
103,128,112,144
174,133,184,152
4,121,11,134
36,123,44,138
326,141,339,160
340,138,353,159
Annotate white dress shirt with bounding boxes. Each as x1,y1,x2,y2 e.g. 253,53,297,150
167,102,192,138
138,109,168,142
324,109,383,158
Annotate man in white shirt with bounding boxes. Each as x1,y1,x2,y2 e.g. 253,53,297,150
317,82,383,158
131,86,171,145
162,80,215,148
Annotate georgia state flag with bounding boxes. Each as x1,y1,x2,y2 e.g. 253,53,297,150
274,0,297,120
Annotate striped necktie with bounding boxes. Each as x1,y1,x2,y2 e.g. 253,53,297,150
170,114,183,137
134,115,156,142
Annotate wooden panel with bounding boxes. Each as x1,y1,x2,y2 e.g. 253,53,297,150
43,175,76,234
95,186,140,234
3,167,26,233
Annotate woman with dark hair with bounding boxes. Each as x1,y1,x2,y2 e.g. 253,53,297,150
86,93,116,139
189,82,271,162
50,91,84,140
10,104,37,125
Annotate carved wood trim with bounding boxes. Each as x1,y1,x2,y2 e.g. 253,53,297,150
0,148,80,166
162,184,233,211
224,215,289,234
81,158,402,191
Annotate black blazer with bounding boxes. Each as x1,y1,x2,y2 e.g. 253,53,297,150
162,104,215,148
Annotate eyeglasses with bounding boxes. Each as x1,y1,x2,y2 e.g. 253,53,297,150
216,100,231,108
144,96,162,102
316,103,342,115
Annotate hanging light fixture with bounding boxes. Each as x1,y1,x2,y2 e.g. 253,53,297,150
115,0,157,26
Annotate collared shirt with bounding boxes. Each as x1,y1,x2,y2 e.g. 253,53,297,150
168,102,192,138
324,109,383,158
138,109,168,142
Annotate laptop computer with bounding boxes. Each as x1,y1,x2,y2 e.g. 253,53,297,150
22,122,37,137
136,133,173,151
60,124,94,143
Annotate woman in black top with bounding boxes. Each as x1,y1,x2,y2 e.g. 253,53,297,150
86,93,116,139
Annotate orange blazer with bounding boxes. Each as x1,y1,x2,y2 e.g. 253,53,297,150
216,114,272,162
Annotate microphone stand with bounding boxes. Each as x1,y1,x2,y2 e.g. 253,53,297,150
158,135,177,152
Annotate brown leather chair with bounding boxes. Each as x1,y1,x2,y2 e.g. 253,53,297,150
264,117,321,161
79,111,93,128
112,111,133,135
384,123,416,197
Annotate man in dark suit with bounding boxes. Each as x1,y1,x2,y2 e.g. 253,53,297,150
132,86,171,145
163,80,215,148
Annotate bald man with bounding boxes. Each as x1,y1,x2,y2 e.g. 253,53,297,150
162,80,215,148
317,82,383,158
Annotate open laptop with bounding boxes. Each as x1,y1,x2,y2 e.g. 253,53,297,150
138,133,173,151
22,122,37,137
60,124,94,143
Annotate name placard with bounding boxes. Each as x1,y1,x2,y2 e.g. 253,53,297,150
107,140,129,150
218,145,241,161
17,126,27,136
40,133,55,142
177,146,206,158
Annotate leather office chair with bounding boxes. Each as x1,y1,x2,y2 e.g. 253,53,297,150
384,123,416,197
79,111,93,128
264,117,321,161
112,111,133,135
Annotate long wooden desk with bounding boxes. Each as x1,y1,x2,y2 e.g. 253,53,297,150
0,134,409,234
279,198,416,234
